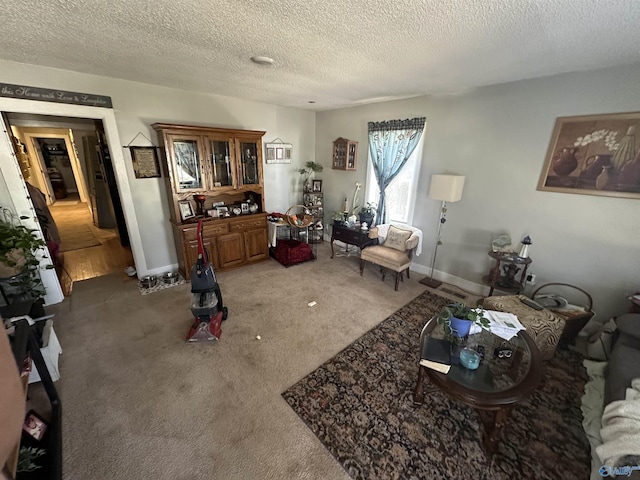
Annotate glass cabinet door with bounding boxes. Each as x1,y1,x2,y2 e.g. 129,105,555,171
168,135,203,191
239,141,260,186
207,139,234,188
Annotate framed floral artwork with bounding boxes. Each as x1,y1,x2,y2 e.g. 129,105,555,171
537,112,640,199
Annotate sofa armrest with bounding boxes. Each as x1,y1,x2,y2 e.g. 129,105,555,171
405,235,419,251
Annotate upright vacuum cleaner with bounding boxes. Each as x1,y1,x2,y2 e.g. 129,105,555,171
186,220,228,343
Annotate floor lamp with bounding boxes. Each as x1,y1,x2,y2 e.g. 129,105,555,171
420,174,465,288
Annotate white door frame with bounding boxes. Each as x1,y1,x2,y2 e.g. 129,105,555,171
11,126,54,203
0,97,145,306
15,126,90,205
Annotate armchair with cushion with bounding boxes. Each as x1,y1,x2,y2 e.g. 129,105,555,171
359,224,422,291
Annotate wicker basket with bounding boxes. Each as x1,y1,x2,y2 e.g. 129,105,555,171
285,205,314,228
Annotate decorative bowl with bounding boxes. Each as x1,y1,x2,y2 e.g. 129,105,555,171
459,347,481,370
140,275,158,288
161,272,180,284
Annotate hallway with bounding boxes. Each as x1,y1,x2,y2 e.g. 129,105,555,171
49,198,134,294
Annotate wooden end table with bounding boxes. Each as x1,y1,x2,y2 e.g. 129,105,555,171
330,223,375,258
413,318,543,456
482,251,532,296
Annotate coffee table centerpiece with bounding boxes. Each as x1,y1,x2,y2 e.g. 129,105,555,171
435,302,490,341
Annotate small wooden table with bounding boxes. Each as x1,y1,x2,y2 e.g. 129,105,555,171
330,223,375,258
413,318,543,456
483,251,532,296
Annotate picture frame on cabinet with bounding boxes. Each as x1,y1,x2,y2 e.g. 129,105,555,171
312,179,323,192
537,111,640,199
241,202,250,214
23,410,48,441
178,200,195,221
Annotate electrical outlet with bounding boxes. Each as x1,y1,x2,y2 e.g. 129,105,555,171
526,273,536,285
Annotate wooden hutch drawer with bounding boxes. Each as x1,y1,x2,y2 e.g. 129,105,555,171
229,216,267,232
334,226,367,244
182,221,229,241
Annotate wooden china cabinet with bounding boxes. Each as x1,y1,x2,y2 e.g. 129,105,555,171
153,123,269,278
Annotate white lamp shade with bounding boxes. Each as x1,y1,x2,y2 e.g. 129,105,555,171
429,174,465,202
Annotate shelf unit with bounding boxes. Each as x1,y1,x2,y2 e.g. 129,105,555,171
332,138,358,170
303,185,324,243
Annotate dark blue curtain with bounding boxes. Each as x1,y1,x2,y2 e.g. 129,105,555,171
368,117,426,224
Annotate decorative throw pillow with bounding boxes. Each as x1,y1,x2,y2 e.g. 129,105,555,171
384,226,412,251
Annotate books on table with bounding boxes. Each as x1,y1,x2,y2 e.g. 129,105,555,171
419,336,451,374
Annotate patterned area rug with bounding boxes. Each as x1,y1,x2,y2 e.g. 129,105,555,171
59,223,101,252
282,290,590,479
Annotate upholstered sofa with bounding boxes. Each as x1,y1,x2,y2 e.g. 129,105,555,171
583,314,640,477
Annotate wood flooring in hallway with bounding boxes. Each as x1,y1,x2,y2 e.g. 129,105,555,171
49,198,134,294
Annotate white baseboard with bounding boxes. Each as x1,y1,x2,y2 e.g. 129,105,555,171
143,263,180,277
411,264,490,297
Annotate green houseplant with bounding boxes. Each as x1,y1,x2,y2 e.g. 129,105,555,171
0,214,51,304
436,302,489,342
298,161,324,192
357,202,377,227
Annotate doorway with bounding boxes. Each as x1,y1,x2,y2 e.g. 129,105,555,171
3,114,134,295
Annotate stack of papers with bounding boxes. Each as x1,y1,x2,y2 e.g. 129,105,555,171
482,310,526,341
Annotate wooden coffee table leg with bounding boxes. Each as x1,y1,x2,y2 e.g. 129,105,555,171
413,366,427,404
479,406,512,455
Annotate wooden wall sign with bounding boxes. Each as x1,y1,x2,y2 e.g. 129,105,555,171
0,83,113,108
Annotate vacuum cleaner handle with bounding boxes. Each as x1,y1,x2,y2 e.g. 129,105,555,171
197,219,208,265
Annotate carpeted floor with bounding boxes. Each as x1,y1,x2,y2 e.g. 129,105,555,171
282,290,591,480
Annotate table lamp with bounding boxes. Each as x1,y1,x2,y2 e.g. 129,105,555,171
420,174,465,288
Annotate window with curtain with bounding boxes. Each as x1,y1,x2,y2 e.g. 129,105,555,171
366,117,426,224
365,136,424,224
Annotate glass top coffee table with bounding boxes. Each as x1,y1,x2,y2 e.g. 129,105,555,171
413,316,543,455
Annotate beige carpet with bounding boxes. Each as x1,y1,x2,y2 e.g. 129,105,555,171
38,244,477,479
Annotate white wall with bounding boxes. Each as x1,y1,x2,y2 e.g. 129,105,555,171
0,59,315,274
317,63,640,322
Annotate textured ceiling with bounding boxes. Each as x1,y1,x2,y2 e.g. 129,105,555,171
2,0,640,110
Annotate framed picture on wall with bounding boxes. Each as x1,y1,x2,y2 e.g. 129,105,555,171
265,141,293,164
129,146,161,178
537,111,640,199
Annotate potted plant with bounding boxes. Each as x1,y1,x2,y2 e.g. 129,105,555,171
436,302,489,343
0,215,52,306
331,211,347,226
357,202,377,227
298,161,324,192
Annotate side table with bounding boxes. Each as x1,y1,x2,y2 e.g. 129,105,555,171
330,223,375,258
482,251,532,296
